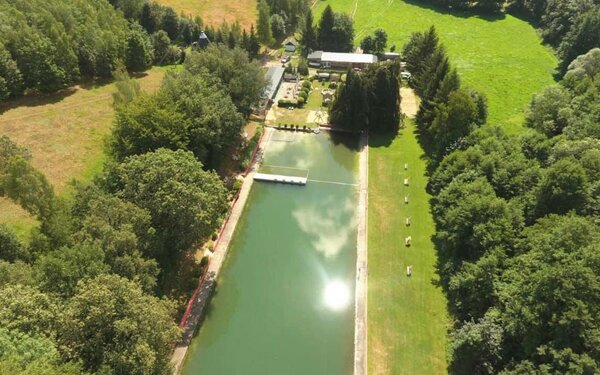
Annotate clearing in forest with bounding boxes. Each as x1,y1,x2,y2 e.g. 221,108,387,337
0,66,172,193
0,66,177,237
154,0,257,30
314,0,557,131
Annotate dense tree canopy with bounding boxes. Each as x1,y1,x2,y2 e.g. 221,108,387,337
184,45,267,116
104,149,228,257
330,62,401,133
424,41,600,373
317,5,355,52
59,274,180,375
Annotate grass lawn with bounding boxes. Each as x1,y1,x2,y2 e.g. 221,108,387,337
314,0,557,132
155,0,257,30
368,119,448,375
0,65,178,238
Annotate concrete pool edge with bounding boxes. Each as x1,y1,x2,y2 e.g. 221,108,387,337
170,127,273,375
354,132,368,375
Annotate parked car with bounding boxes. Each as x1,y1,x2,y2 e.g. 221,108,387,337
281,55,291,63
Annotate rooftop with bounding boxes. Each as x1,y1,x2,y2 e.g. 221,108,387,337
307,51,323,60
321,52,378,64
264,66,285,100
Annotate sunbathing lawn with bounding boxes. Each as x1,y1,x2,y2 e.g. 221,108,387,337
368,119,449,375
314,0,557,132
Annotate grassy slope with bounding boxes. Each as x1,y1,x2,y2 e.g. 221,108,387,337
0,66,177,238
155,0,257,30
314,0,557,131
368,120,448,375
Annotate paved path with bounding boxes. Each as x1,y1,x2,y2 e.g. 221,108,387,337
354,132,368,375
400,87,419,118
171,128,273,374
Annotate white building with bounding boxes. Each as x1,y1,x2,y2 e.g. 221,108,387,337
307,51,378,69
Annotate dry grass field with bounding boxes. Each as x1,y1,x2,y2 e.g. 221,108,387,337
155,0,257,30
0,66,178,239
0,66,173,194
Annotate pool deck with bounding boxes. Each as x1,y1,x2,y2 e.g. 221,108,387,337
171,127,273,375
354,132,368,375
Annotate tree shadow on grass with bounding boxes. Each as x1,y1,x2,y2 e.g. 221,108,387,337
367,129,398,149
0,87,78,115
403,0,507,22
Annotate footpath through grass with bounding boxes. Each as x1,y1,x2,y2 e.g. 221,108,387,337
368,120,448,375
315,0,557,131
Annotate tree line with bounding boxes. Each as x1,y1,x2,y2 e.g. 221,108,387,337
511,0,600,75
404,27,488,162
299,6,355,53
406,25,600,372
0,0,261,103
256,0,310,44
409,0,600,76
0,43,267,374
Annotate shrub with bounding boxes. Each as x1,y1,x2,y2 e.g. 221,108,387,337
297,96,306,106
278,99,296,108
298,60,309,76
232,178,243,193
298,91,308,101
302,80,312,90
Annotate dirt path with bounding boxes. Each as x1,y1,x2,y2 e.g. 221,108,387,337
400,87,419,118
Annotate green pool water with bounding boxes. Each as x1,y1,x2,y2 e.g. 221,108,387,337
181,131,360,375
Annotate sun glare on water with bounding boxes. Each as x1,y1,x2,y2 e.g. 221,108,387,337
323,280,351,312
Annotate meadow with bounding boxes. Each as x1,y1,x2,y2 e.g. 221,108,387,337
0,66,176,238
155,0,257,30
314,0,557,131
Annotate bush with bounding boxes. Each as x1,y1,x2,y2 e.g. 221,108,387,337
302,80,312,90
278,99,296,108
297,96,306,106
298,60,309,76
232,178,243,193
298,91,308,101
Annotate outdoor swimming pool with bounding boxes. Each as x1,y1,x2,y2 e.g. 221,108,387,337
181,131,360,374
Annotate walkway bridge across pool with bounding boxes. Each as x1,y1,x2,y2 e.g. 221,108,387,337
253,172,307,185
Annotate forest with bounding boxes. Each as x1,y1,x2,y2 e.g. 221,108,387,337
0,0,208,102
406,26,600,373
0,36,266,374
